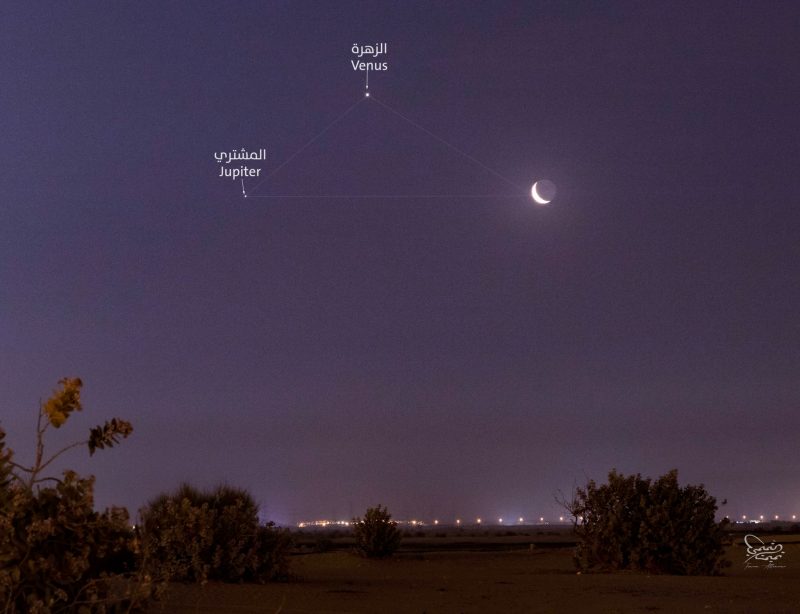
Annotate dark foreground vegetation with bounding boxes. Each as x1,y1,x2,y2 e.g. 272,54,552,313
1,379,142,612
351,504,402,558
140,483,290,584
0,379,761,613
0,379,291,613
566,468,730,575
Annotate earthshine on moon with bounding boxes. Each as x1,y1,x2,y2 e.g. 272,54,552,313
531,180,556,205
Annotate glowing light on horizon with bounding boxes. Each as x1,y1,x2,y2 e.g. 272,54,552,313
291,505,797,529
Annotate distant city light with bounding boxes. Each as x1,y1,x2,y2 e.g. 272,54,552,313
793,515,797,520
297,518,438,529
296,519,353,528
290,505,771,530
775,515,779,520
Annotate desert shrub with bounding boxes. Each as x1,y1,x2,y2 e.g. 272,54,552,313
140,483,290,583
0,471,142,612
566,469,729,575
0,378,143,613
351,505,401,558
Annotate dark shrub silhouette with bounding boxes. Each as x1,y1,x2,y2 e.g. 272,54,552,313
352,504,402,558
140,483,290,583
566,469,730,575
0,378,143,613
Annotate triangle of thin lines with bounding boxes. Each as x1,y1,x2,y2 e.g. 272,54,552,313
246,94,525,199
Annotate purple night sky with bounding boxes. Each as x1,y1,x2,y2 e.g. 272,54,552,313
1,2,798,525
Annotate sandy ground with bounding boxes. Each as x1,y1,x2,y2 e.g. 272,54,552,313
146,540,800,613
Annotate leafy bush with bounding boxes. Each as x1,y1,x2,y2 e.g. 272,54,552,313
0,471,142,612
566,469,730,575
0,378,143,613
139,484,290,583
352,505,402,558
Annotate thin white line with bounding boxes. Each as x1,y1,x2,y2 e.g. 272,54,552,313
247,97,367,196
368,94,524,193
245,194,525,199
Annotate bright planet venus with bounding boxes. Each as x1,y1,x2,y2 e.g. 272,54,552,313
531,180,556,205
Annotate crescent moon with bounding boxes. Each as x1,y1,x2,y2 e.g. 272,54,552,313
531,182,550,205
